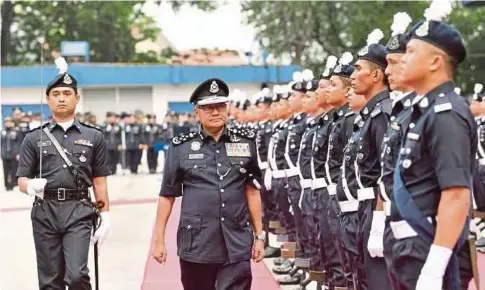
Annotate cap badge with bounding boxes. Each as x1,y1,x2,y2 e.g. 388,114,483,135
415,21,429,37
357,46,369,56
295,82,302,90
333,65,342,74
306,81,312,90
209,81,219,94
388,36,400,50
63,74,73,85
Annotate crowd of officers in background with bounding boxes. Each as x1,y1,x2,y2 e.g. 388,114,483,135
1,107,199,190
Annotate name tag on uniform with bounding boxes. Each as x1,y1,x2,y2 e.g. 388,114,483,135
37,141,52,147
189,154,204,160
225,143,251,157
74,139,93,147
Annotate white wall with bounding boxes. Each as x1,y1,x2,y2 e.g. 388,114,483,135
1,87,43,104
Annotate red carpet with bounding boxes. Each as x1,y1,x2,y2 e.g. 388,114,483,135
141,199,280,290
467,251,485,290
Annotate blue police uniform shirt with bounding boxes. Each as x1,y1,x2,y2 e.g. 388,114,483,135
16,119,111,188
159,126,262,264
396,81,477,217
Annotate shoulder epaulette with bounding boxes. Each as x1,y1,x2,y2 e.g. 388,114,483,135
434,92,452,113
345,111,355,117
172,132,197,146
229,127,256,139
80,122,103,132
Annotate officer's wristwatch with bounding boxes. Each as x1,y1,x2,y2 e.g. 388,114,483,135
255,232,266,241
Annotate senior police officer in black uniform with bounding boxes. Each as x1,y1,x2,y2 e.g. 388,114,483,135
151,78,264,290
16,71,111,290
392,2,475,289
2,116,22,191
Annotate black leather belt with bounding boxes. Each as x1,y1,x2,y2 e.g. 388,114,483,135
43,188,89,201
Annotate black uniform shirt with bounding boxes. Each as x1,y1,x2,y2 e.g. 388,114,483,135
274,120,290,170
328,104,356,183
159,126,262,264
124,123,143,149
380,92,415,218
256,120,273,167
395,81,477,218
144,124,163,146
355,90,392,191
298,116,321,179
16,119,110,189
1,127,22,159
103,122,122,150
337,115,365,201
313,110,336,179
286,113,308,167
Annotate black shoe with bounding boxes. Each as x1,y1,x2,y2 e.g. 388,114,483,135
273,260,293,274
278,273,302,285
273,256,286,266
265,246,281,258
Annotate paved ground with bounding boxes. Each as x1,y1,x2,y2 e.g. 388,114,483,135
0,162,483,290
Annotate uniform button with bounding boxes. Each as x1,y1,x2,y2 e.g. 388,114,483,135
187,225,191,229
63,164,67,168
216,150,220,154
402,159,412,168
220,189,225,193
221,217,225,221
405,148,411,154
64,149,68,152
82,150,86,154
217,163,222,167
43,150,47,154
194,165,198,169
409,123,415,129
64,135,68,138
222,203,225,207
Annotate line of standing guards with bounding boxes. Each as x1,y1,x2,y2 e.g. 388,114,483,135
227,5,485,290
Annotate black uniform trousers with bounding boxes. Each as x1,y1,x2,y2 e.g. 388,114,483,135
358,199,391,290
261,170,280,234
126,149,141,173
147,147,158,172
107,150,119,174
383,219,400,290
301,188,321,268
391,234,473,290
180,259,252,290
287,176,309,255
2,158,18,190
328,194,353,287
273,178,296,241
31,199,94,290
340,211,363,290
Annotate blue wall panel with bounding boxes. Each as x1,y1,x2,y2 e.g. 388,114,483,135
168,102,194,114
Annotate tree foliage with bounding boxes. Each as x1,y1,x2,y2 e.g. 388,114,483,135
242,1,485,92
1,0,217,66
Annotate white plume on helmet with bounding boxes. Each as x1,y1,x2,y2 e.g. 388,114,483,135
473,83,483,100
55,56,68,75
391,12,413,36
302,69,314,81
339,52,354,65
366,29,384,46
424,0,453,22
292,71,303,82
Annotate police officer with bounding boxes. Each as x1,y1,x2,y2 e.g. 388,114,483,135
379,12,416,289
12,107,31,143
350,28,392,289
144,114,162,173
123,113,143,174
392,2,475,288
151,78,264,290
16,71,111,289
1,116,22,190
103,112,122,174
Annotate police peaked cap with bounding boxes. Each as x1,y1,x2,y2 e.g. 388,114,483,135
386,33,411,53
332,64,355,79
291,81,307,93
356,43,388,69
306,80,319,92
408,20,466,63
189,78,230,105
46,73,78,95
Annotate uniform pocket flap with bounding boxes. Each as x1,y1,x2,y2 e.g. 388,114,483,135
180,215,202,230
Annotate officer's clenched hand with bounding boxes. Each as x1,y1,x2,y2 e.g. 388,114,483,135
416,244,452,290
26,178,47,199
252,240,265,263
152,241,168,264
91,212,111,247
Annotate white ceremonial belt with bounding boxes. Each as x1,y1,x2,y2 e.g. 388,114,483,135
300,179,313,189
327,184,337,196
285,167,300,177
339,200,360,213
480,158,485,166
259,162,269,170
272,170,286,179
357,187,377,201
390,217,437,240
311,178,328,190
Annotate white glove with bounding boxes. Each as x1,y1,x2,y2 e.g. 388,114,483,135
26,178,47,199
91,212,111,247
264,169,272,190
416,244,452,290
367,211,386,258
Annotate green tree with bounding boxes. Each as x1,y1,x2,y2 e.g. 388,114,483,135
1,0,217,65
242,1,485,92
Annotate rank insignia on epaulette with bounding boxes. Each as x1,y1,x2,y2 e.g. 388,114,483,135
434,103,452,113
371,107,382,118
74,139,93,147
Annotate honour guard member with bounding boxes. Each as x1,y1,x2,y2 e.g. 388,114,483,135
103,111,122,174
123,114,143,174
325,54,358,289
1,116,22,191
379,12,416,289
393,1,475,289
16,69,111,289
12,106,31,143
151,78,264,290
144,114,162,173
